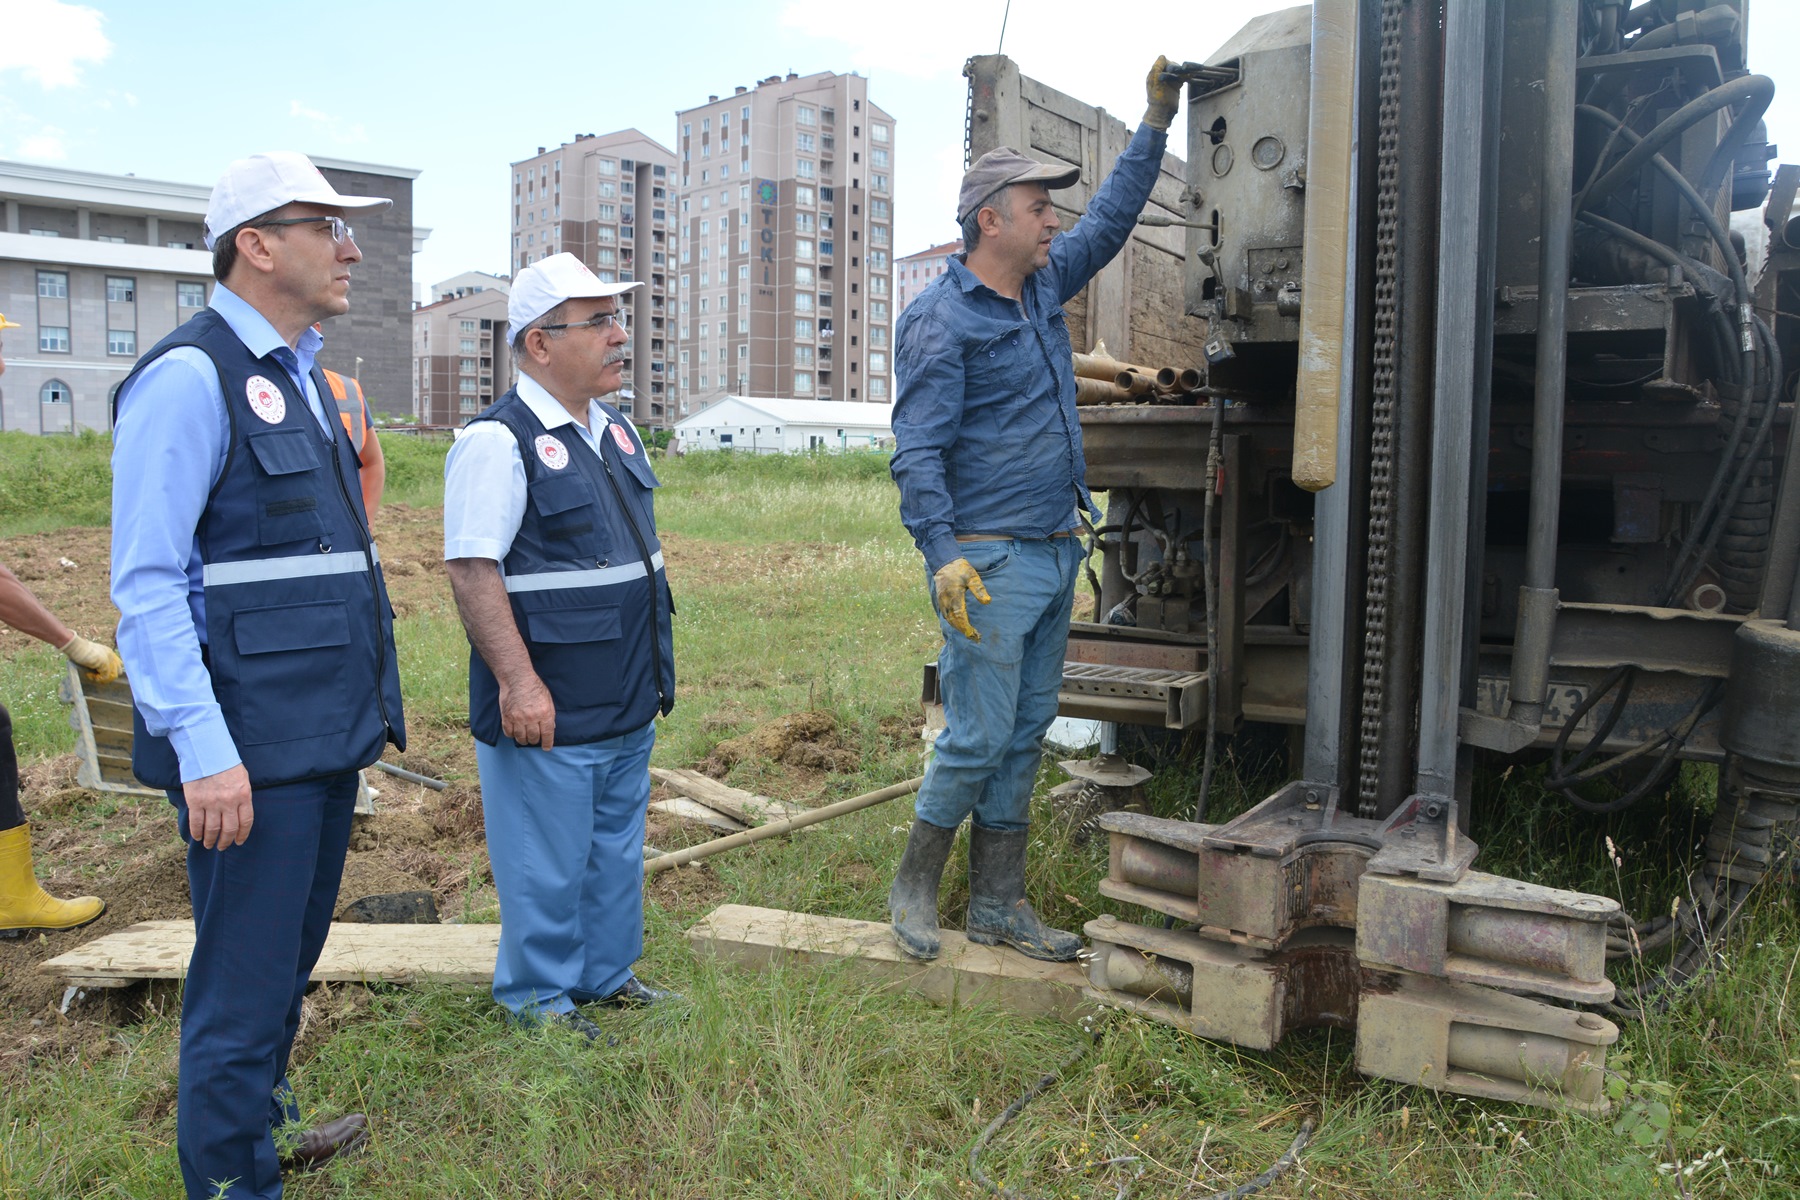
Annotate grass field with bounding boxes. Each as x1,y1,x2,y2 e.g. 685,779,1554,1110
1,433,1798,1198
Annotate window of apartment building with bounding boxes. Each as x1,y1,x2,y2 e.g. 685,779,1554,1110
795,319,813,340
871,225,889,246
796,239,814,260
599,227,616,243
869,250,889,268
738,314,749,333
108,329,136,355
460,397,477,414
796,159,815,179
37,271,67,299
796,212,815,234
742,105,751,122
870,351,888,374
41,379,71,404
872,149,890,167
460,320,477,332
699,297,709,314
701,194,712,209
872,174,890,192
872,123,889,143
795,293,814,314
871,276,889,296
795,185,815,207
797,106,816,126
600,182,616,198
871,199,890,219
870,377,888,399
29,228,59,237
460,358,476,373
460,379,477,394
870,301,888,321
870,325,888,347
598,249,617,266
797,131,815,153
795,265,814,286
104,276,136,302
599,158,617,175
795,345,814,366
794,371,813,393
39,326,70,352
460,338,476,352
178,281,206,308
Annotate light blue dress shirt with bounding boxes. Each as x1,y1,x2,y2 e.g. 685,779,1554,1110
110,284,335,783
442,372,612,563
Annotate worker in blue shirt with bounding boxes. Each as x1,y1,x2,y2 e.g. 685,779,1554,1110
887,59,1182,963
111,152,403,1199
444,253,677,1043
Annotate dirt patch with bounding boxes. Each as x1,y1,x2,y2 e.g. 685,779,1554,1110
704,710,861,776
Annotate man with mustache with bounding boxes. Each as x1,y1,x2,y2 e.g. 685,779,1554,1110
444,253,676,1040
886,60,1182,963
110,151,404,1197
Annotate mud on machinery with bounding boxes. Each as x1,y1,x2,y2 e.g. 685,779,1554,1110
945,0,1800,1112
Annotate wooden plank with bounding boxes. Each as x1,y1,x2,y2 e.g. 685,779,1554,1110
687,904,1094,1022
38,919,500,988
650,796,748,833
650,767,806,826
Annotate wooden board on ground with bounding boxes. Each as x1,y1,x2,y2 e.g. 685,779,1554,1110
38,919,500,989
651,768,807,826
650,794,748,833
687,904,1093,1022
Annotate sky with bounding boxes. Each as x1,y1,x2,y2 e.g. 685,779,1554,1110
5,0,1800,292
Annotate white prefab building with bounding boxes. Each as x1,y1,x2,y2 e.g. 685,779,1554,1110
673,395,892,454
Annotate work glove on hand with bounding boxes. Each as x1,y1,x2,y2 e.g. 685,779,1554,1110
1145,54,1182,132
60,633,122,685
933,557,992,643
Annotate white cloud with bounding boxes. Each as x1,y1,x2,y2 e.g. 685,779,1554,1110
291,99,332,123
290,99,371,146
0,1,111,89
17,127,69,161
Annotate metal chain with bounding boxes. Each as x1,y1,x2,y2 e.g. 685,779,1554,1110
1356,0,1407,818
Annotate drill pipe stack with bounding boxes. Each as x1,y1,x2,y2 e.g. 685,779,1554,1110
1072,352,1206,406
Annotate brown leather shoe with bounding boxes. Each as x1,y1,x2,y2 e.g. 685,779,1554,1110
279,1113,369,1173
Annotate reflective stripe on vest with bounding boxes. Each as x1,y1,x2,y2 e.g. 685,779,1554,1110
203,544,381,587
502,550,664,594
321,368,367,452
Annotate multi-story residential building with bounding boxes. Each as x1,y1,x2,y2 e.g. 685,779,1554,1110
896,239,961,314
510,130,677,427
674,71,895,413
0,157,424,432
412,288,510,426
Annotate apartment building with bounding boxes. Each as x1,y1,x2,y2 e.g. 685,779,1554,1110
510,130,677,427
0,157,424,432
674,71,895,413
412,288,510,426
896,239,961,314
431,269,509,304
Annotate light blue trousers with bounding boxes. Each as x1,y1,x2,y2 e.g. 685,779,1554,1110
915,537,1082,832
476,721,654,1016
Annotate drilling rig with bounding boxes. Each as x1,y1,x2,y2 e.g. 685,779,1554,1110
957,0,1800,1110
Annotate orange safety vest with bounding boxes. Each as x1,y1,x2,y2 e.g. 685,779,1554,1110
320,368,368,453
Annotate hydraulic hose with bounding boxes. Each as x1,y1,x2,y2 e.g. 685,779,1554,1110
1573,74,1774,216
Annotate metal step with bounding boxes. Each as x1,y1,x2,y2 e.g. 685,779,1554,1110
1058,661,1210,729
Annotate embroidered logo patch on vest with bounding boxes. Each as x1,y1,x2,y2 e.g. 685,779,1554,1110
534,434,570,470
245,375,286,425
609,423,636,455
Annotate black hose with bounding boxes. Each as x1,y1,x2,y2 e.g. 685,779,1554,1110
1573,75,1774,217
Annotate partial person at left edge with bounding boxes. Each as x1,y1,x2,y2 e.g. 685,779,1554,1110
109,152,405,1200
0,311,122,938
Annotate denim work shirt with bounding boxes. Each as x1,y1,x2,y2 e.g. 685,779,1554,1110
891,122,1167,573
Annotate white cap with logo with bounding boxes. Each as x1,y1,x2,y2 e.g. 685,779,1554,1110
510,253,643,345
204,151,393,250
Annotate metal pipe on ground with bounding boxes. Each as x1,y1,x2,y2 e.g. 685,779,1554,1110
373,761,449,791
1073,352,1154,381
1076,377,1136,406
1113,371,1156,397
644,777,923,875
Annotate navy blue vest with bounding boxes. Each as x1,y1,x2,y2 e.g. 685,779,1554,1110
466,388,675,747
117,309,406,789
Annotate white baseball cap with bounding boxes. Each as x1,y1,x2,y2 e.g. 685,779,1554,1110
510,253,643,344
204,151,393,250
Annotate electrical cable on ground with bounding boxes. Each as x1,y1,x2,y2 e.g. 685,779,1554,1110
967,1024,1317,1200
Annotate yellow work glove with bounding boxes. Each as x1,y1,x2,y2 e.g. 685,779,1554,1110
60,633,122,685
1145,54,1182,132
933,558,991,643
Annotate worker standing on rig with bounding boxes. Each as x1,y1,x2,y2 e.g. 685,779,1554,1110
886,58,1182,963
111,152,404,1199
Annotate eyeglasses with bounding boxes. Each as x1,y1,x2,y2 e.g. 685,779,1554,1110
537,310,628,336
252,215,357,244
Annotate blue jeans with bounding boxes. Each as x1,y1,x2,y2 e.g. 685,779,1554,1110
476,721,654,1017
916,537,1082,832
172,772,358,1200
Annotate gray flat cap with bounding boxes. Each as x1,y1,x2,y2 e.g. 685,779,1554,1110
956,146,1080,223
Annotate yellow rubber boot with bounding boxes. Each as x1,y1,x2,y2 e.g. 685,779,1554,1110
0,824,104,936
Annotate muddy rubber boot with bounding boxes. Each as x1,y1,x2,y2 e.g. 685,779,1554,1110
888,818,957,960
0,824,104,937
965,825,1083,962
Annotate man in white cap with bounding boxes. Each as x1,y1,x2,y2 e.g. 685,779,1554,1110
886,60,1182,964
444,252,676,1041
110,152,405,1198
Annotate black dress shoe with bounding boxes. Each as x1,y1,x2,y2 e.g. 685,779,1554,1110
583,976,680,1009
279,1113,369,1173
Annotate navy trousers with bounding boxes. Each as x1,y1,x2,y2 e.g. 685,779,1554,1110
172,772,357,1200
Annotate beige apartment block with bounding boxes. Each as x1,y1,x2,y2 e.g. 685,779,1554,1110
896,239,961,315
411,288,511,427
510,130,677,427
674,71,895,416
